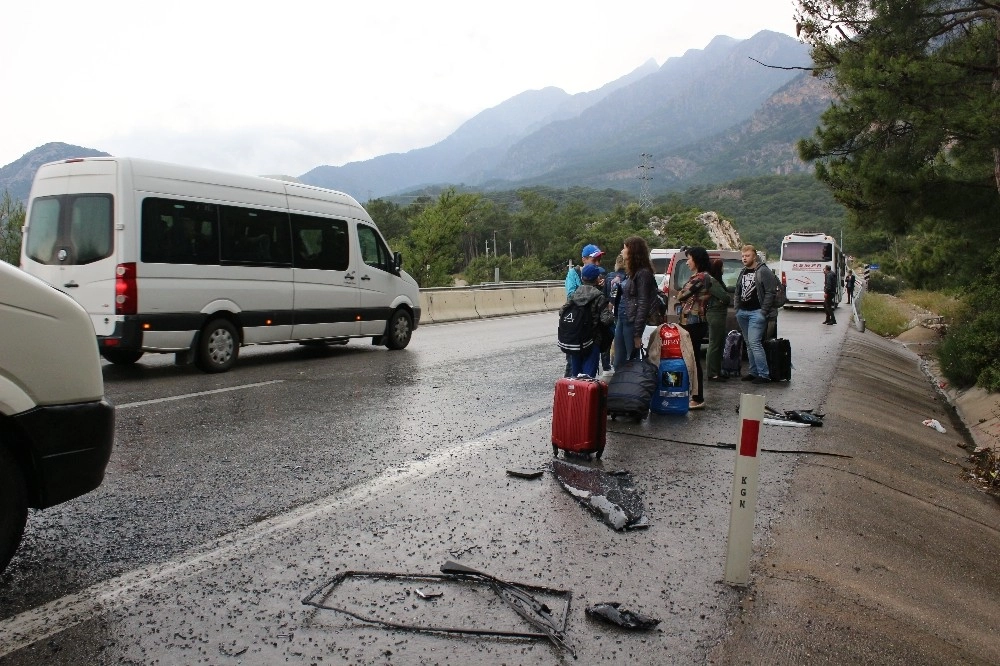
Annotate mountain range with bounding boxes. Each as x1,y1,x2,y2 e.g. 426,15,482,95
1,31,830,204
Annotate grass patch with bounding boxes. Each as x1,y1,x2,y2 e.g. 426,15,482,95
899,289,964,323
860,292,910,336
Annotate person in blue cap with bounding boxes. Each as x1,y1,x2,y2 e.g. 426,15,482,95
566,243,604,296
562,243,605,376
558,263,614,378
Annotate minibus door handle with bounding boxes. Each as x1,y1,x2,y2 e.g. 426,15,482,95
64,280,79,288
360,274,371,281
344,271,356,281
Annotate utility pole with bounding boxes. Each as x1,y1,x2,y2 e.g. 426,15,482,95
493,230,498,258
638,153,654,210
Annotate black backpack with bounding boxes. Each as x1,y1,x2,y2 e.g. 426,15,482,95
557,299,594,353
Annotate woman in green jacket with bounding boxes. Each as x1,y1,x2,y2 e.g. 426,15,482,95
706,258,732,381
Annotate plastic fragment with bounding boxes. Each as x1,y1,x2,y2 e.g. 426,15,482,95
923,418,946,433
585,602,660,630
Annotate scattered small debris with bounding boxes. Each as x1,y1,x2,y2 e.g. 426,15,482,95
506,468,544,480
922,418,946,433
965,447,1000,497
219,644,248,657
585,602,660,630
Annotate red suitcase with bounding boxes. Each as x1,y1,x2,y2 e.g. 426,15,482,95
552,377,607,459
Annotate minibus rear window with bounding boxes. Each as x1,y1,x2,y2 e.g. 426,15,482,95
26,194,113,265
70,196,114,264
26,198,61,264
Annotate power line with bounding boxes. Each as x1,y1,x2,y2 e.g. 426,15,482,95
638,153,654,209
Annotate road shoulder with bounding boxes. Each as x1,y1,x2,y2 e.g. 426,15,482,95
708,327,1000,665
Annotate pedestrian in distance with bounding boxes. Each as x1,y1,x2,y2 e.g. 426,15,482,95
705,258,732,382
734,244,779,384
676,247,717,409
614,236,658,370
558,263,615,378
823,265,838,325
564,243,604,376
845,270,856,305
605,252,627,372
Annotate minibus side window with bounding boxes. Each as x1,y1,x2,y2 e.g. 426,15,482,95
290,214,349,271
357,224,391,272
141,198,220,265
219,205,291,266
69,195,114,264
26,198,61,264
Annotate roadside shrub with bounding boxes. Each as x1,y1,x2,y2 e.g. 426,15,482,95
866,271,904,295
937,248,1000,392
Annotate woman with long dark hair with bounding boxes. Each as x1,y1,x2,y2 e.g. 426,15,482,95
613,236,657,369
676,246,712,409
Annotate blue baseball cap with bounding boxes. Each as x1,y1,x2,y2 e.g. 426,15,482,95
581,263,602,282
581,244,604,259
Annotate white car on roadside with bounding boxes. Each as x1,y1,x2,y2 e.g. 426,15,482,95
0,260,114,572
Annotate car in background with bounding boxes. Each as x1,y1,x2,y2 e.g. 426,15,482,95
650,248,680,291
664,249,743,342
0,261,114,573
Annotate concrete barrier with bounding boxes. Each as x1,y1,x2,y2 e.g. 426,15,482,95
424,290,479,323
474,289,516,318
416,284,564,324
544,286,567,310
512,287,549,314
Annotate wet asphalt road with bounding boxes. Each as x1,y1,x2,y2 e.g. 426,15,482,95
0,307,848,664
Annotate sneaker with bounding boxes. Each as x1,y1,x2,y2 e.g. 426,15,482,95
752,376,772,384
741,374,757,381
689,401,705,410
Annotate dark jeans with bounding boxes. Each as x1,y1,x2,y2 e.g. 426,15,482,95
824,293,836,322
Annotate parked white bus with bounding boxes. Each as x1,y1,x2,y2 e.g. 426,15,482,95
20,157,421,373
777,232,845,307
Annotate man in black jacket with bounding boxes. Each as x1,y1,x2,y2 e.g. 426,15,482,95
823,265,838,325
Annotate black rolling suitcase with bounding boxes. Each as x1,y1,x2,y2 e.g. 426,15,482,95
606,350,658,420
764,337,792,382
721,330,743,378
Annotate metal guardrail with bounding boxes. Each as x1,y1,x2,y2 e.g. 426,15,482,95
851,283,866,332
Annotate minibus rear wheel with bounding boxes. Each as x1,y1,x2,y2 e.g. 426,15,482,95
385,309,413,350
196,319,239,373
0,445,28,573
101,349,144,365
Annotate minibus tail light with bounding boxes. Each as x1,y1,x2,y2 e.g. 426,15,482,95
115,262,137,315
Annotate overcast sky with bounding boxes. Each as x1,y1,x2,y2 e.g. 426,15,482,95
4,1,800,177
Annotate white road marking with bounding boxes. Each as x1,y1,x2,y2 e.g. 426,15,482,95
115,380,284,409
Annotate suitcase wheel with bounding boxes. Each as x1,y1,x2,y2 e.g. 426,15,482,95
552,444,559,457
596,449,604,460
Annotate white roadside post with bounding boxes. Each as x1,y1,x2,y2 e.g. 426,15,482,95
724,392,764,585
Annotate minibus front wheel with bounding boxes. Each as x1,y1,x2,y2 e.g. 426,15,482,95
384,309,413,350
196,318,239,373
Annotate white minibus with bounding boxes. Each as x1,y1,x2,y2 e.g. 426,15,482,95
20,157,421,373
